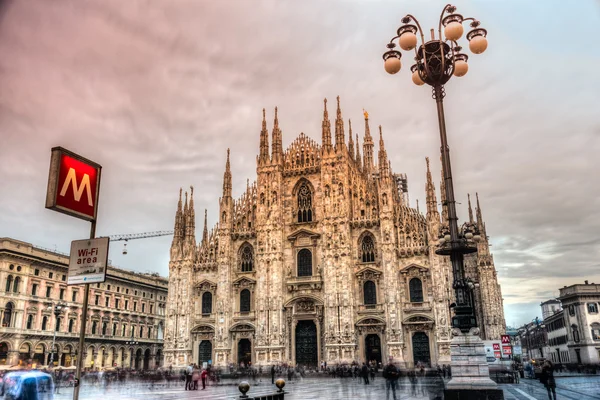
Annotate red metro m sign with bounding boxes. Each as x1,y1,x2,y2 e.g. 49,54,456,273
45,147,102,221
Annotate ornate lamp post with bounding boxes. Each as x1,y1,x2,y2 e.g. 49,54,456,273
48,301,68,367
383,3,487,334
382,5,500,397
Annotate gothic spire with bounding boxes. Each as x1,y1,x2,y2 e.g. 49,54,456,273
476,192,484,231
321,98,332,154
468,193,474,224
202,209,208,247
363,110,374,173
355,133,362,171
173,188,184,241
334,96,345,152
185,186,196,245
378,125,389,176
425,157,439,217
348,119,355,160
223,148,232,198
259,108,270,164
271,107,283,163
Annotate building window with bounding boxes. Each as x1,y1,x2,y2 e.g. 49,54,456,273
62,275,66,281
46,286,52,298
240,244,254,272
134,301,138,312
360,234,376,263
139,326,143,337
41,315,48,330
588,303,598,314
122,324,127,337
105,297,110,307
363,281,377,305
69,319,75,333
102,322,107,335
135,290,138,296
202,292,212,315
72,291,78,302
56,317,61,332
32,284,38,296
26,314,34,329
409,278,424,303
5,275,13,292
142,303,146,313
95,295,100,306
126,289,129,294
91,321,97,335
297,249,313,277
591,323,600,340
569,305,575,316
115,299,120,309
240,289,251,313
150,304,153,314
148,327,152,339
49,272,53,279
107,285,111,291
572,324,580,342
142,292,145,298
34,269,40,276
297,182,313,223
2,302,14,327
12,277,20,293
59,288,65,300
112,323,117,336
117,287,120,293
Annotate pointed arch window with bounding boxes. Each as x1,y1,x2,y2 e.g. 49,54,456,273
360,234,376,263
202,292,213,315
69,319,75,333
41,315,48,331
91,321,97,335
5,275,13,292
409,278,424,303
240,244,254,272
240,289,251,313
27,314,34,329
363,281,377,306
13,277,20,293
297,249,313,277
297,182,313,223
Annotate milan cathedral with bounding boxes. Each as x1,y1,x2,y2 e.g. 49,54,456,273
164,98,505,369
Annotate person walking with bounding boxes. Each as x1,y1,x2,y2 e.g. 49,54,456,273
192,364,200,390
383,362,399,400
201,368,208,390
185,363,193,390
271,365,276,384
361,363,370,385
541,360,557,400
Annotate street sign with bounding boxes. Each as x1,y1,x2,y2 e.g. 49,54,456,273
501,334,510,344
492,343,500,351
513,345,522,355
68,238,109,285
46,147,102,222
502,346,512,355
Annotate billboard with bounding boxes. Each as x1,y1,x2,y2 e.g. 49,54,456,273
46,147,102,221
68,237,109,285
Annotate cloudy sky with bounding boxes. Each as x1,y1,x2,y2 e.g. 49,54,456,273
0,0,598,327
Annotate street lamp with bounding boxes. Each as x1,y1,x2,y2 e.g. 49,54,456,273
47,301,68,367
382,3,487,333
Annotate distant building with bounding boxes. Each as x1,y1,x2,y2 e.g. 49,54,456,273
0,237,168,369
558,281,600,364
541,299,562,320
544,308,569,364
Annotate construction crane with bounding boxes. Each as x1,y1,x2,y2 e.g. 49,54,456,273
105,231,174,254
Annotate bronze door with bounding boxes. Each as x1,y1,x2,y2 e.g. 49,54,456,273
199,341,212,365
238,339,252,366
412,332,431,366
365,334,382,364
295,320,318,367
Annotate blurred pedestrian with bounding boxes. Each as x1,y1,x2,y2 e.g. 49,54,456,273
383,362,399,400
361,363,369,385
201,368,207,390
540,360,556,400
185,363,193,390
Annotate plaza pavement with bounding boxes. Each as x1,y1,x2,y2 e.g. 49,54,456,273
50,375,600,400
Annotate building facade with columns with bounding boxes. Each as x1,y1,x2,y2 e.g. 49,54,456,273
0,237,168,370
164,99,506,369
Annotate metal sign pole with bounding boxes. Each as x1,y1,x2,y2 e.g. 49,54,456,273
73,221,95,400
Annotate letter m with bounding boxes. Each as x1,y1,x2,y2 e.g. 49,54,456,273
60,168,93,206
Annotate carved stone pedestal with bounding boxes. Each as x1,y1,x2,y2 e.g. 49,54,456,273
444,328,504,399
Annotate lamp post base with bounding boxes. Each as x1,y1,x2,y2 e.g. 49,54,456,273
445,327,502,398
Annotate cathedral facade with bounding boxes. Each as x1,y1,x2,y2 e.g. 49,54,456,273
164,98,505,369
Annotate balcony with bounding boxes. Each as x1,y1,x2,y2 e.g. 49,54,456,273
357,304,384,315
403,301,432,313
233,311,255,321
286,276,323,292
194,313,215,323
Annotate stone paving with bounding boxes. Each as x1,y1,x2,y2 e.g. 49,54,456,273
48,375,600,400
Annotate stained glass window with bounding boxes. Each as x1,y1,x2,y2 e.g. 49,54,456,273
240,244,254,272
409,278,424,303
364,281,377,305
297,183,313,223
202,292,213,314
240,289,251,312
297,249,313,277
361,235,376,263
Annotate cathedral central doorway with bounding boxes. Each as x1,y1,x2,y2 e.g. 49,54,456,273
365,334,382,365
412,332,431,366
237,339,252,367
199,341,212,366
295,320,318,367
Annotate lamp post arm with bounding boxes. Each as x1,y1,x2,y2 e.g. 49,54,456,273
404,14,426,44
437,4,453,42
